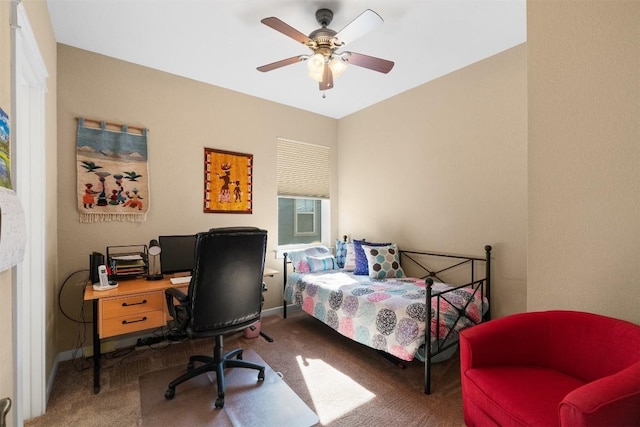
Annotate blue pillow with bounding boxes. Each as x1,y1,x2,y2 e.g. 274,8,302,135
335,239,347,268
353,239,391,275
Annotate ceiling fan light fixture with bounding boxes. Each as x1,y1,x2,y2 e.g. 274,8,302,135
329,57,347,78
307,53,326,74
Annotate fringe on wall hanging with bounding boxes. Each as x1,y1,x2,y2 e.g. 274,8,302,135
76,118,150,223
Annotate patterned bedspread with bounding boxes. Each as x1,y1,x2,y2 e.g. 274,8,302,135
284,271,487,361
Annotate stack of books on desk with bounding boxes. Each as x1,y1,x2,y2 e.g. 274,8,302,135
111,254,146,278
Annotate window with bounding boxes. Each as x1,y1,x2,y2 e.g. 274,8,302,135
277,138,330,246
295,199,317,235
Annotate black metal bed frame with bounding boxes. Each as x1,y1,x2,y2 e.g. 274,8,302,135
401,245,492,393
282,244,492,395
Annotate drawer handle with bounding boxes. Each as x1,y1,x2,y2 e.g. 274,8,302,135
122,299,147,307
122,316,147,325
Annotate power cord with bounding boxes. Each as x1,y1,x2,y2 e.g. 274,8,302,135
71,282,91,372
56,269,93,371
58,269,91,324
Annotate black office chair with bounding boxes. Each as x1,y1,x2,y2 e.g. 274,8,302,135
164,227,268,408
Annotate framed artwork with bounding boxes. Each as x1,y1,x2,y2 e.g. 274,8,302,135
204,148,252,214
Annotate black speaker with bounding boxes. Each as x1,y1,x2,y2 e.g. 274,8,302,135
90,252,105,284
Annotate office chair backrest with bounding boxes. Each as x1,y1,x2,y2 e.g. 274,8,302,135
188,227,267,336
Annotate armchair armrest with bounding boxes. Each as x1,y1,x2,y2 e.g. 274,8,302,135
559,360,640,426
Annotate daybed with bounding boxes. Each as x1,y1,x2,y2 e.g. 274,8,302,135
282,239,492,394
460,310,640,426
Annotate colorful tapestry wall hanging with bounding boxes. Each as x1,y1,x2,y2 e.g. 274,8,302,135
76,118,150,223
203,148,252,214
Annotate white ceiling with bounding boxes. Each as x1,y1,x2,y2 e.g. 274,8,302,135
46,0,526,119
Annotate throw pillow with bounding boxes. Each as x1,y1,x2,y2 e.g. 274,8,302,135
307,254,338,272
353,239,391,275
362,244,406,279
335,239,347,268
343,242,356,271
287,245,331,273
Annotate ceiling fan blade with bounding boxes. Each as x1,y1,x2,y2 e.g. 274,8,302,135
344,52,394,74
334,9,383,46
261,17,312,45
319,64,334,91
257,56,303,72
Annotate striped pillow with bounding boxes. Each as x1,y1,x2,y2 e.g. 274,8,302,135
307,255,338,272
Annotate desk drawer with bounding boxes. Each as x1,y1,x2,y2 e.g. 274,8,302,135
101,309,165,338
101,292,164,319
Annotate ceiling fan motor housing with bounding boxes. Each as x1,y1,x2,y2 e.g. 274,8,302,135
309,9,339,55
315,8,333,27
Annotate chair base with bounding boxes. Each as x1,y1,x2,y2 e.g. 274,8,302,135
164,335,265,408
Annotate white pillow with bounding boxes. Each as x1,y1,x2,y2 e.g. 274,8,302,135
343,243,356,271
287,246,331,273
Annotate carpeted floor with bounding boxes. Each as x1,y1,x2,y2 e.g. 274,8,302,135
26,310,465,426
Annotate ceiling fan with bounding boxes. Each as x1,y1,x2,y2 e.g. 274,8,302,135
256,8,395,91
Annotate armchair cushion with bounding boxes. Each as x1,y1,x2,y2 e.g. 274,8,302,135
465,366,584,426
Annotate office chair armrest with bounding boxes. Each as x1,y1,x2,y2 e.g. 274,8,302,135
165,287,189,331
165,287,188,303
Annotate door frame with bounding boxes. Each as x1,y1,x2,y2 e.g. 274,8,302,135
11,1,49,422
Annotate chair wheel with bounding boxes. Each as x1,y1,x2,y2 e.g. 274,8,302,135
187,361,194,371
215,397,225,408
258,369,265,381
165,388,175,400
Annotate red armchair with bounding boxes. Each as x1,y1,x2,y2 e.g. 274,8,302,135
460,310,640,427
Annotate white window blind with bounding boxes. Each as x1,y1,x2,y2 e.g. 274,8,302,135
277,138,330,199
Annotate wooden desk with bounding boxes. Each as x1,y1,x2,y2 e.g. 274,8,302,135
83,277,187,393
84,269,279,394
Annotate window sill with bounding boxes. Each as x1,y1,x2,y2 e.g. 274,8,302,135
274,243,332,259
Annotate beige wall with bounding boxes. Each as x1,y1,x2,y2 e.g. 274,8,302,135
56,44,339,351
527,1,639,324
338,45,528,319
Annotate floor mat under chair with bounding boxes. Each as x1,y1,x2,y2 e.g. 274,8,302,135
139,348,319,427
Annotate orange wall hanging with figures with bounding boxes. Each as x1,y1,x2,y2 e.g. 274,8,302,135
203,148,252,214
